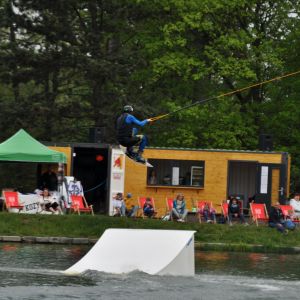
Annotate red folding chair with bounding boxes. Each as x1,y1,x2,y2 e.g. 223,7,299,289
165,197,174,220
221,202,229,223
197,201,216,223
70,195,94,215
3,191,24,212
138,197,156,218
237,200,244,213
250,203,269,226
279,205,300,223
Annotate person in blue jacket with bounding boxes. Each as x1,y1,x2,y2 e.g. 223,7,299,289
172,193,188,222
116,105,151,163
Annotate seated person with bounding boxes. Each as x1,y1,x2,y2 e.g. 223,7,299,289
39,188,63,215
172,193,188,222
290,193,300,217
228,197,247,225
269,202,295,233
143,197,156,218
112,192,126,216
124,193,139,217
199,202,216,223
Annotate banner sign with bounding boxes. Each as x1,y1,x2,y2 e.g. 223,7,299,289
67,181,84,196
109,148,125,216
7,194,40,214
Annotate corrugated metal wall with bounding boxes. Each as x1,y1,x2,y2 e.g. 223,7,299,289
228,161,257,205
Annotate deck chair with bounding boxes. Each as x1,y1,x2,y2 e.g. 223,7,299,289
3,191,24,212
70,195,94,215
165,197,174,220
250,203,269,226
237,200,244,214
138,197,156,218
221,202,229,223
278,205,300,223
197,201,216,223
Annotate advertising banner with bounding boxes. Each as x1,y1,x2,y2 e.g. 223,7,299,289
108,148,125,216
7,194,40,214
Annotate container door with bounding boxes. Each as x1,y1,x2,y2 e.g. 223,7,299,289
256,163,286,210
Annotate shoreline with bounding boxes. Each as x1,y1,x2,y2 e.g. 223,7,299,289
1,213,300,253
1,235,300,254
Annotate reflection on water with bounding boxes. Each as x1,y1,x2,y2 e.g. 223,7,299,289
0,243,300,299
196,251,300,280
0,243,93,288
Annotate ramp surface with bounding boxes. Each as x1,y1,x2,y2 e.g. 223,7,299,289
64,229,195,276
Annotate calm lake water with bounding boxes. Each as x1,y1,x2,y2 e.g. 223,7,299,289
0,243,300,300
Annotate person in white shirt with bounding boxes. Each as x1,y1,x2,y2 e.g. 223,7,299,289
39,188,63,215
290,193,300,217
112,193,126,216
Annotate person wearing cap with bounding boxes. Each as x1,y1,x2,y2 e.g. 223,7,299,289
116,105,152,163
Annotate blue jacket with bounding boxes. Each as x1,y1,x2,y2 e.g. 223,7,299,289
125,114,148,127
173,199,186,214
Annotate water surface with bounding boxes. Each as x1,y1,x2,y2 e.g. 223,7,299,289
0,243,299,300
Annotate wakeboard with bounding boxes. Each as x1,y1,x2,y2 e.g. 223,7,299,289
119,145,153,167
127,155,153,167
125,153,153,167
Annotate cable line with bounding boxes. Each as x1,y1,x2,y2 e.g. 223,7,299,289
149,69,300,122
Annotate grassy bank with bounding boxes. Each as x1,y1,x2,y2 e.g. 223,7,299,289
0,212,300,252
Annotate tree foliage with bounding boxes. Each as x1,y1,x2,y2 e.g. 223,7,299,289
1,0,300,190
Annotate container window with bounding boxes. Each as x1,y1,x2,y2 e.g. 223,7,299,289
147,159,205,187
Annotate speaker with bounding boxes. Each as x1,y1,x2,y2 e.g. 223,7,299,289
89,127,105,143
259,134,273,151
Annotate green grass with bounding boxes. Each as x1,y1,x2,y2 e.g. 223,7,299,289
0,212,300,252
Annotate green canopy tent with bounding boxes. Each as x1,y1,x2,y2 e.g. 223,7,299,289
0,129,66,163
0,129,67,212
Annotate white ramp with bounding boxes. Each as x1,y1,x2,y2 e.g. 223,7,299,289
64,229,195,276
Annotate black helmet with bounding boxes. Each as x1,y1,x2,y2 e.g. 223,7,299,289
123,105,133,113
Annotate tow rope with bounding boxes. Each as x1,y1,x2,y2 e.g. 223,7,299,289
149,69,300,122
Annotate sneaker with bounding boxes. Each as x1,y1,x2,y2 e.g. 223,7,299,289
177,218,183,222
135,155,146,163
207,220,212,223
244,222,249,226
229,222,233,226
126,151,136,159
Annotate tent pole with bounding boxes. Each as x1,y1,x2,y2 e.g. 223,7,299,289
57,163,65,213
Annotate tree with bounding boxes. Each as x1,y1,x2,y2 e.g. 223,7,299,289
138,0,299,149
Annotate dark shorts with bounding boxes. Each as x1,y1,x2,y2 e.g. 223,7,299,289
118,136,141,147
45,202,59,210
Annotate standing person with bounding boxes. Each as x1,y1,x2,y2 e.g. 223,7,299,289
172,194,188,222
148,170,157,185
116,105,152,163
41,165,58,191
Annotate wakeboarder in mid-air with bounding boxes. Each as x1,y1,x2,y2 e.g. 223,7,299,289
116,105,152,164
